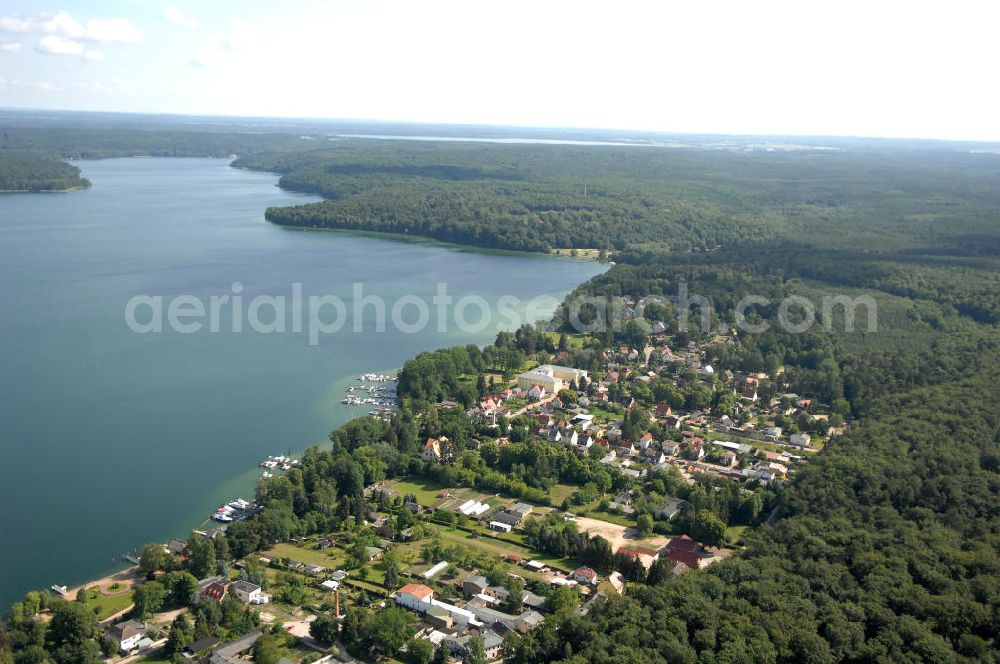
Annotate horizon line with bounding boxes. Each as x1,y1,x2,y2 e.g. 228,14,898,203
3,105,1000,148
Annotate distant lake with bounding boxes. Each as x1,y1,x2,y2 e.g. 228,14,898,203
0,158,605,609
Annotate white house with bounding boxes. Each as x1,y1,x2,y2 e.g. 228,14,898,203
106,620,146,654
396,583,435,612
230,580,269,605
421,437,444,462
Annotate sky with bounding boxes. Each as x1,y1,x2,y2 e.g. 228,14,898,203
0,0,998,141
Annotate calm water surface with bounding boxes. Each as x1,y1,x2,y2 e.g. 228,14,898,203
0,158,604,608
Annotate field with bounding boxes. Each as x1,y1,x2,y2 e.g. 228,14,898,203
263,542,345,569
547,483,578,506
429,525,575,577
386,478,453,506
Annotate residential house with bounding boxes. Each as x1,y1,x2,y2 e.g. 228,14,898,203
654,497,688,520
184,636,221,657
717,451,738,468
571,566,599,585
662,535,715,569
230,581,269,605
206,631,261,664
462,575,490,597
751,461,788,483
396,583,435,612
617,546,658,570
444,630,504,660
650,450,668,464
106,620,146,654
166,539,188,556
790,432,812,447
599,571,626,595
616,441,638,457
195,577,228,604
421,437,443,462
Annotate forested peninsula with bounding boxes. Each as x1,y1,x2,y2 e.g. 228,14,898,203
0,151,90,192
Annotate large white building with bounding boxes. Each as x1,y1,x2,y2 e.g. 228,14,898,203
516,365,588,394
396,583,435,612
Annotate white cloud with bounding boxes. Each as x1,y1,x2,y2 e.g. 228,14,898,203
0,11,143,44
0,16,31,33
36,34,84,55
82,17,143,44
162,6,198,30
0,41,22,52
36,35,108,61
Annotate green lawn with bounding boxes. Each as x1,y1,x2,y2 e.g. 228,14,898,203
264,542,344,568
386,478,452,506
547,484,578,506
431,525,574,574
725,525,749,545
587,405,624,423
77,587,134,620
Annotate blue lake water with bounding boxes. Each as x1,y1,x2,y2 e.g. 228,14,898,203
0,158,605,608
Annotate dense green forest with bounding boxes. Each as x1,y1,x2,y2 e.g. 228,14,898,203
236,141,1000,257
0,151,90,192
0,128,320,160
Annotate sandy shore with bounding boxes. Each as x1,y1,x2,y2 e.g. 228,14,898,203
63,565,141,601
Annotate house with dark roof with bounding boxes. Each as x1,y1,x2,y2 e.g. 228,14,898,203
443,629,504,660
654,496,688,520
185,635,221,656
105,620,146,654
208,631,261,664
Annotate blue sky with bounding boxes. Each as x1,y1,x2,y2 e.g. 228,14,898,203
1,0,998,141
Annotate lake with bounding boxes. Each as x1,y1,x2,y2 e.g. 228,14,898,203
0,158,605,608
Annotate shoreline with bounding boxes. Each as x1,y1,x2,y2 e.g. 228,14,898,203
267,221,610,263
0,185,89,194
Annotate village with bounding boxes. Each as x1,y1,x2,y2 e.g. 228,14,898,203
48,312,842,664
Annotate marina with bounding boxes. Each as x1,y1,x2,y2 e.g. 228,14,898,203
211,497,258,523
341,372,400,418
